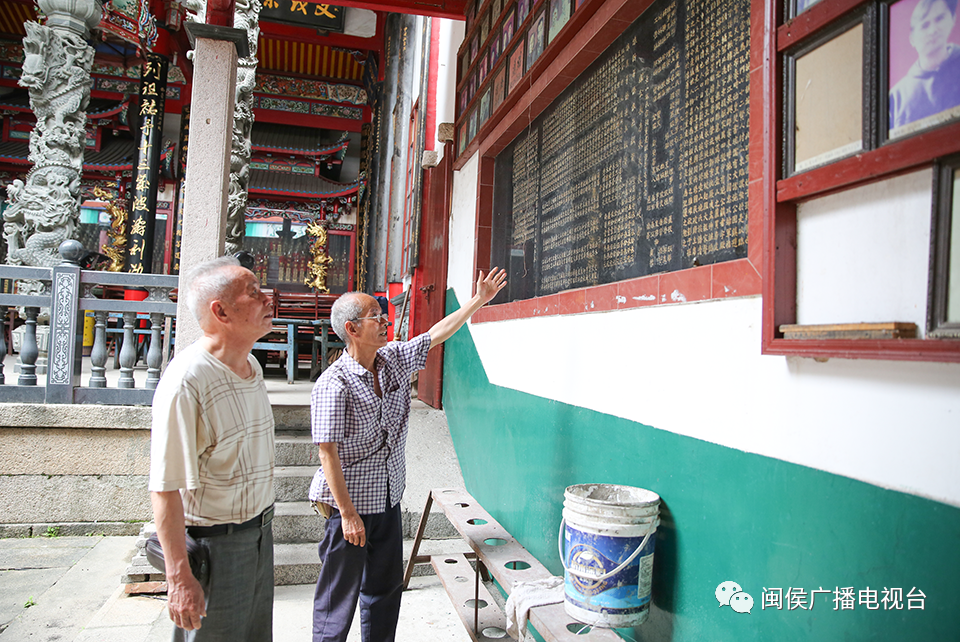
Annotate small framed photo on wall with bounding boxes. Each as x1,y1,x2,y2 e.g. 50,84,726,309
508,44,525,93
788,20,864,174
493,67,506,111
468,108,478,141
517,0,531,25
527,10,546,72
502,8,516,48
480,88,491,126
478,51,488,83
549,0,571,41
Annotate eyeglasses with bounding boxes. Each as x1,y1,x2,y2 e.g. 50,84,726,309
351,313,389,324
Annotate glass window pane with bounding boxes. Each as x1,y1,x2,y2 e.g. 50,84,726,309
794,23,864,172
328,234,352,294
795,0,824,15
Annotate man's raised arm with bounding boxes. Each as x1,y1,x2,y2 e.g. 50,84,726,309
427,268,507,348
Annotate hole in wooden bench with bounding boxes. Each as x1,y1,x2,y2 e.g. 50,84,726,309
441,489,457,493
566,623,593,635
467,518,488,525
465,599,488,609
455,502,470,508
481,626,508,639
483,538,507,546
454,576,468,583
504,560,531,570
443,558,458,564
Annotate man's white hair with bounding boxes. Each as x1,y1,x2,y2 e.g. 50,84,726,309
330,292,368,344
182,255,243,323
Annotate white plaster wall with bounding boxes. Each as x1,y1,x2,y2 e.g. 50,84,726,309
436,19,465,162
449,153,480,300
448,155,960,509
797,169,932,333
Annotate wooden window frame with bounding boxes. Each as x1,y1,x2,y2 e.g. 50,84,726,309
763,0,960,362
928,153,960,338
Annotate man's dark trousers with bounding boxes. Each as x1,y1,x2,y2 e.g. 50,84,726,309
312,504,403,642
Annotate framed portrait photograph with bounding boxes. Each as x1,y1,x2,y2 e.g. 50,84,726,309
492,0,502,20
480,88,491,126
789,22,864,174
508,44,525,94
465,0,476,31
478,50,488,83
549,0,571,42
490,37,501,67
527,11,546,72
493,67,506,111
460,87,468,114
517,0,531,26
502,8,516,48
888,0,960,139
471,35,479,63
458,123,467,156
468,108,478,141
480,10,490,45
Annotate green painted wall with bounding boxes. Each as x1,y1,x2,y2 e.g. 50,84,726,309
443,293,960,641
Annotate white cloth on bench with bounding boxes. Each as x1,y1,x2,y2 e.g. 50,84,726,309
505,575,565,640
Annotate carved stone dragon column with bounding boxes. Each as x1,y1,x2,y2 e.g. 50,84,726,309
224,0,260,255
2,0,101,284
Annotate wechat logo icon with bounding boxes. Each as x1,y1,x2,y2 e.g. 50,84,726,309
716,581,753,614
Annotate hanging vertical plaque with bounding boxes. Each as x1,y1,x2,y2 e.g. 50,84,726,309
125,54,168,274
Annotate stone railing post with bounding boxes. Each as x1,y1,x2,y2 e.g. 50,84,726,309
118,311,137,388
0,305,6,384
46,240,85,402
146,311,164,388
18,306,39,386
88,309,108,387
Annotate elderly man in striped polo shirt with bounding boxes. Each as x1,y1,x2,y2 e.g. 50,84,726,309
309,267,507,642
150,255,277,641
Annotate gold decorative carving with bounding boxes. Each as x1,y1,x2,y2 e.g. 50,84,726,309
94,185,128,271
304,220,333,292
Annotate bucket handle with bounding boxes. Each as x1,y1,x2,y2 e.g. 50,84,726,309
558,517,654,583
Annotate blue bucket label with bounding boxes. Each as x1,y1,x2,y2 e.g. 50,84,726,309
564,527,655,614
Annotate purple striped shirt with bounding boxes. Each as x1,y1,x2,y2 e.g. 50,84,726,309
308,333,431,514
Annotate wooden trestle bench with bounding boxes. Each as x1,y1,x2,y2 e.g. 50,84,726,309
404,488,622,642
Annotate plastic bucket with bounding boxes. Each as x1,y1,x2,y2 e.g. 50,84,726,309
560,484,660,628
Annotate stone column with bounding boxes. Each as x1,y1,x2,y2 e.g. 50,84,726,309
175,25,247,350
1,0,100,288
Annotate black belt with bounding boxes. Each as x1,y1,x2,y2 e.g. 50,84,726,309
187,504,274,538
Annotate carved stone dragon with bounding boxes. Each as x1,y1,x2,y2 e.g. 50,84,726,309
3,19,95,274
224,0,261,254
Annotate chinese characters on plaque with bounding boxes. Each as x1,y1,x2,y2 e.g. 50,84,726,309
492,0,750,300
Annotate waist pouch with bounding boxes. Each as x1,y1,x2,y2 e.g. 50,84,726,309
144,531,209,586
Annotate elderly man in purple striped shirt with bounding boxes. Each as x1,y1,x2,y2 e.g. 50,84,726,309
308,268,506,642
